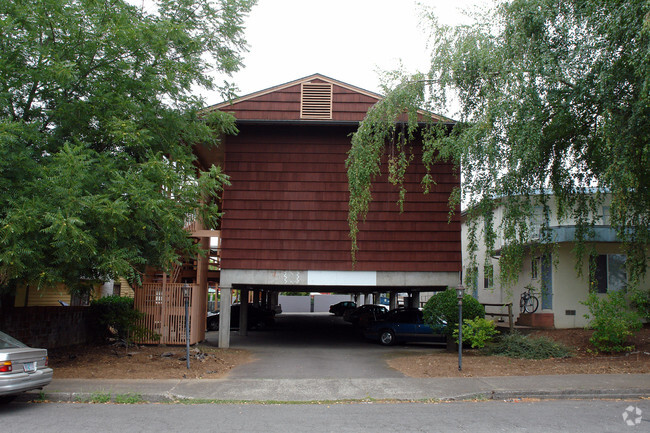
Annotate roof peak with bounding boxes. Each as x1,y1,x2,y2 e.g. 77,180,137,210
204,73,384,113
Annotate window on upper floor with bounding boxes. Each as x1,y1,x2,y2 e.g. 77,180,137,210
484,264,494,289
589,254,626,293
600,206,611,225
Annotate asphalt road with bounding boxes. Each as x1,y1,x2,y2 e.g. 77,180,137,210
210,312,446,379
2,400,647,433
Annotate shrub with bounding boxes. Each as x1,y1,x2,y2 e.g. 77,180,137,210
487,332,572,359
453,317,499,348
89,295,153,345
629,288,650,321
423,288,485,336
582,291,642,353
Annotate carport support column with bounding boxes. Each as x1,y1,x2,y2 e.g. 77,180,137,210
409,292,421,308
389,292,398,309
253,289,260,307
218,287,232,348
240,287,249,336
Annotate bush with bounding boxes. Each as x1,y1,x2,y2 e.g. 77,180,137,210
629,288,650,321
423,288,485,336
582,291,642,353
89,295,151,345
487,332,572,359
453,317,499,348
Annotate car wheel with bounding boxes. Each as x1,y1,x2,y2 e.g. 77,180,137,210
207,319,219,331
379,329,396,346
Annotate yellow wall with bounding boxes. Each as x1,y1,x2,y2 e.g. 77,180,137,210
14,283,108,307
14,284,71,307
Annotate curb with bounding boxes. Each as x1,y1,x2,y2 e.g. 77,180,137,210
18,388,650,404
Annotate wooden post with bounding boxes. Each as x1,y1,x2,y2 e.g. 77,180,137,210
508,303,514,332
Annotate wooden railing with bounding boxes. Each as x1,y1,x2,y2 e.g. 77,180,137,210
481,302,514,332
133,283,202,345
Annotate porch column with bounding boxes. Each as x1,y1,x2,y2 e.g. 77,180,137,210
218,287,232,348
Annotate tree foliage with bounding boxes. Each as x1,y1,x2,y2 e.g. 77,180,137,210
0,0,255,294
423,288,485,336
347,0,649,286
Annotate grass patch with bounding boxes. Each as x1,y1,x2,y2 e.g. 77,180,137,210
75,391,112,403
114,393,143,404
486,332,573,359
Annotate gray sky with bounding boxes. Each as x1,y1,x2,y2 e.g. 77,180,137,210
210,0,487,116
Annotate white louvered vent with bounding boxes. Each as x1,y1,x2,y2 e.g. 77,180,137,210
301,82,332,119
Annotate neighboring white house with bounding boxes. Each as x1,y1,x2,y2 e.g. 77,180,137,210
460,193,649,328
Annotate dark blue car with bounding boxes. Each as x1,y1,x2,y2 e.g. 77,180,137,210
363,308,446,346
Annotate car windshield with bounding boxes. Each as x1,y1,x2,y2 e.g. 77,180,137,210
0,331,27,349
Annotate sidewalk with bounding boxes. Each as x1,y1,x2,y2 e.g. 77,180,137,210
21,374,650,403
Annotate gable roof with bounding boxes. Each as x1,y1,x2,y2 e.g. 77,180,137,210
204,73,451,124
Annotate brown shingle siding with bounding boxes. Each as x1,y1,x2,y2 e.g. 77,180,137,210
216,75,459,274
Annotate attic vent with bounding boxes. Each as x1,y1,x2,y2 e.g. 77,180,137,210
301,82,332,119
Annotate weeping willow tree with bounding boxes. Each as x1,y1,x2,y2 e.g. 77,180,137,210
347,0,649,291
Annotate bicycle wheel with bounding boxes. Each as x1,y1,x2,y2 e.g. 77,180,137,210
524,295,539,313
520,295,527,313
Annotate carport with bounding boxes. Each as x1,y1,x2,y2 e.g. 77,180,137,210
196,74,461,348
217,271,457,347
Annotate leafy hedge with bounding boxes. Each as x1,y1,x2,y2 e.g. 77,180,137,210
89,295,148,345
423,288,485,335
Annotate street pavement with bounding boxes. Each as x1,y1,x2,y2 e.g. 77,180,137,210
19,313,650,403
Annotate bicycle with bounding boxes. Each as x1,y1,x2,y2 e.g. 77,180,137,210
520,287,539,313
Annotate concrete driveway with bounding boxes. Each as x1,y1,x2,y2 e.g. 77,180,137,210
205,312,446,379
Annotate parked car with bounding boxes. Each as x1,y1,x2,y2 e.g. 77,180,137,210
329,301,357,316
343,304,389,328
0,331,53,404
207,304,275,331
363,308,446,346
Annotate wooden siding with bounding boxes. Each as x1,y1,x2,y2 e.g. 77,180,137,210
133,283,203,345
219,78,380,122
220,124,461,272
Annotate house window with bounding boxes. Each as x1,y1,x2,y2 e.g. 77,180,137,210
484,264,494,289
531,257,540,279
590,254,626,293
601,206,610,225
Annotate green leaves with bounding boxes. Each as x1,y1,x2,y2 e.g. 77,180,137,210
0,0,251,294
348,0,649,285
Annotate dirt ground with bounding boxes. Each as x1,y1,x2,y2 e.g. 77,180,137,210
388,327,650,378
49,327,650,380
49,344,252,380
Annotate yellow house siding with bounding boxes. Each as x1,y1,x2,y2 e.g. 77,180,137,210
118,278,135,298
14,284,71,307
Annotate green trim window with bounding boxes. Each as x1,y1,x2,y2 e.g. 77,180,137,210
590,254,626,293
